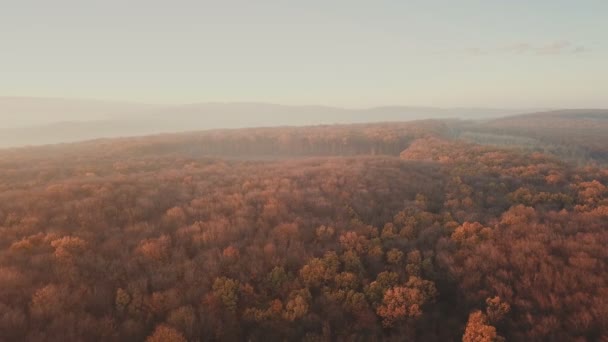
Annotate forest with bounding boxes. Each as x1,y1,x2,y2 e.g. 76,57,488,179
458,109,608,165
0,113,607,341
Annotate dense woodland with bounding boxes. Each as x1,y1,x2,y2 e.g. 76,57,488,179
0,114,607,341
459,109,608,165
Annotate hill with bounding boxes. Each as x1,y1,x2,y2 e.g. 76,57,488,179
0,97,528,147
0,121,606,341
456,109,608,164
0,97,156,128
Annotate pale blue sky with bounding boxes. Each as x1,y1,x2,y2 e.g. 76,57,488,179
1,0,607,107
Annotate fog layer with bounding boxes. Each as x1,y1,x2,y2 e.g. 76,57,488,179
0,97,533,147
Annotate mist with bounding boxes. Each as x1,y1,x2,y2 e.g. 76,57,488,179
0,96,537,148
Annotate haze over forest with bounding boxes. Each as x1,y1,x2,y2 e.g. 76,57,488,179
0,96,541,147
2,1,608,342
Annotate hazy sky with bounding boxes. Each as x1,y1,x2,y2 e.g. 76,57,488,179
2,0,607,108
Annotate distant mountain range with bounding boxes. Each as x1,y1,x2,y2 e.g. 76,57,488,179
0,97,544,147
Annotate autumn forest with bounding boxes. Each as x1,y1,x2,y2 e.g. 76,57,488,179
0,111,607,341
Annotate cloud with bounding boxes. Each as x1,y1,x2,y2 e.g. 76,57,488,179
466,41,587,56
503,41,586,55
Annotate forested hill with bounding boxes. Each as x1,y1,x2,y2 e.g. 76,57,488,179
0,97,523,148
0,120,452,160
458,109,608,164
0,120,606,341
492,108,608,120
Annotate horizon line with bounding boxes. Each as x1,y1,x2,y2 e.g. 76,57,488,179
0,95,564,111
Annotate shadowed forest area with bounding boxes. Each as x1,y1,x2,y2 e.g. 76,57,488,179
0,112,607,341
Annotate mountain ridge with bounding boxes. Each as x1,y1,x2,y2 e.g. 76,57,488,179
0,97,566,148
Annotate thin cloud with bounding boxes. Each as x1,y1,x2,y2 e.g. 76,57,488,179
467,41,587,55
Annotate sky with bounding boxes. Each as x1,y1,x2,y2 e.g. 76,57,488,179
1,0,607,108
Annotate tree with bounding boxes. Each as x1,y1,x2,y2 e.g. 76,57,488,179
167,306,197,338
462,311,502,342
146,324,186,342
376,277,437,327
485,296,510,324
300,253,339,288
376,286,422,327
451,222,492,246
282,295,309,321
365,271,399,306
212,277,240,312
115,288,131,314
386,248,404,265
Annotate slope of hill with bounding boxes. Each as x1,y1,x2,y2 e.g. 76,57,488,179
0,120,451,165
457,109,608,164
0,121,606,341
